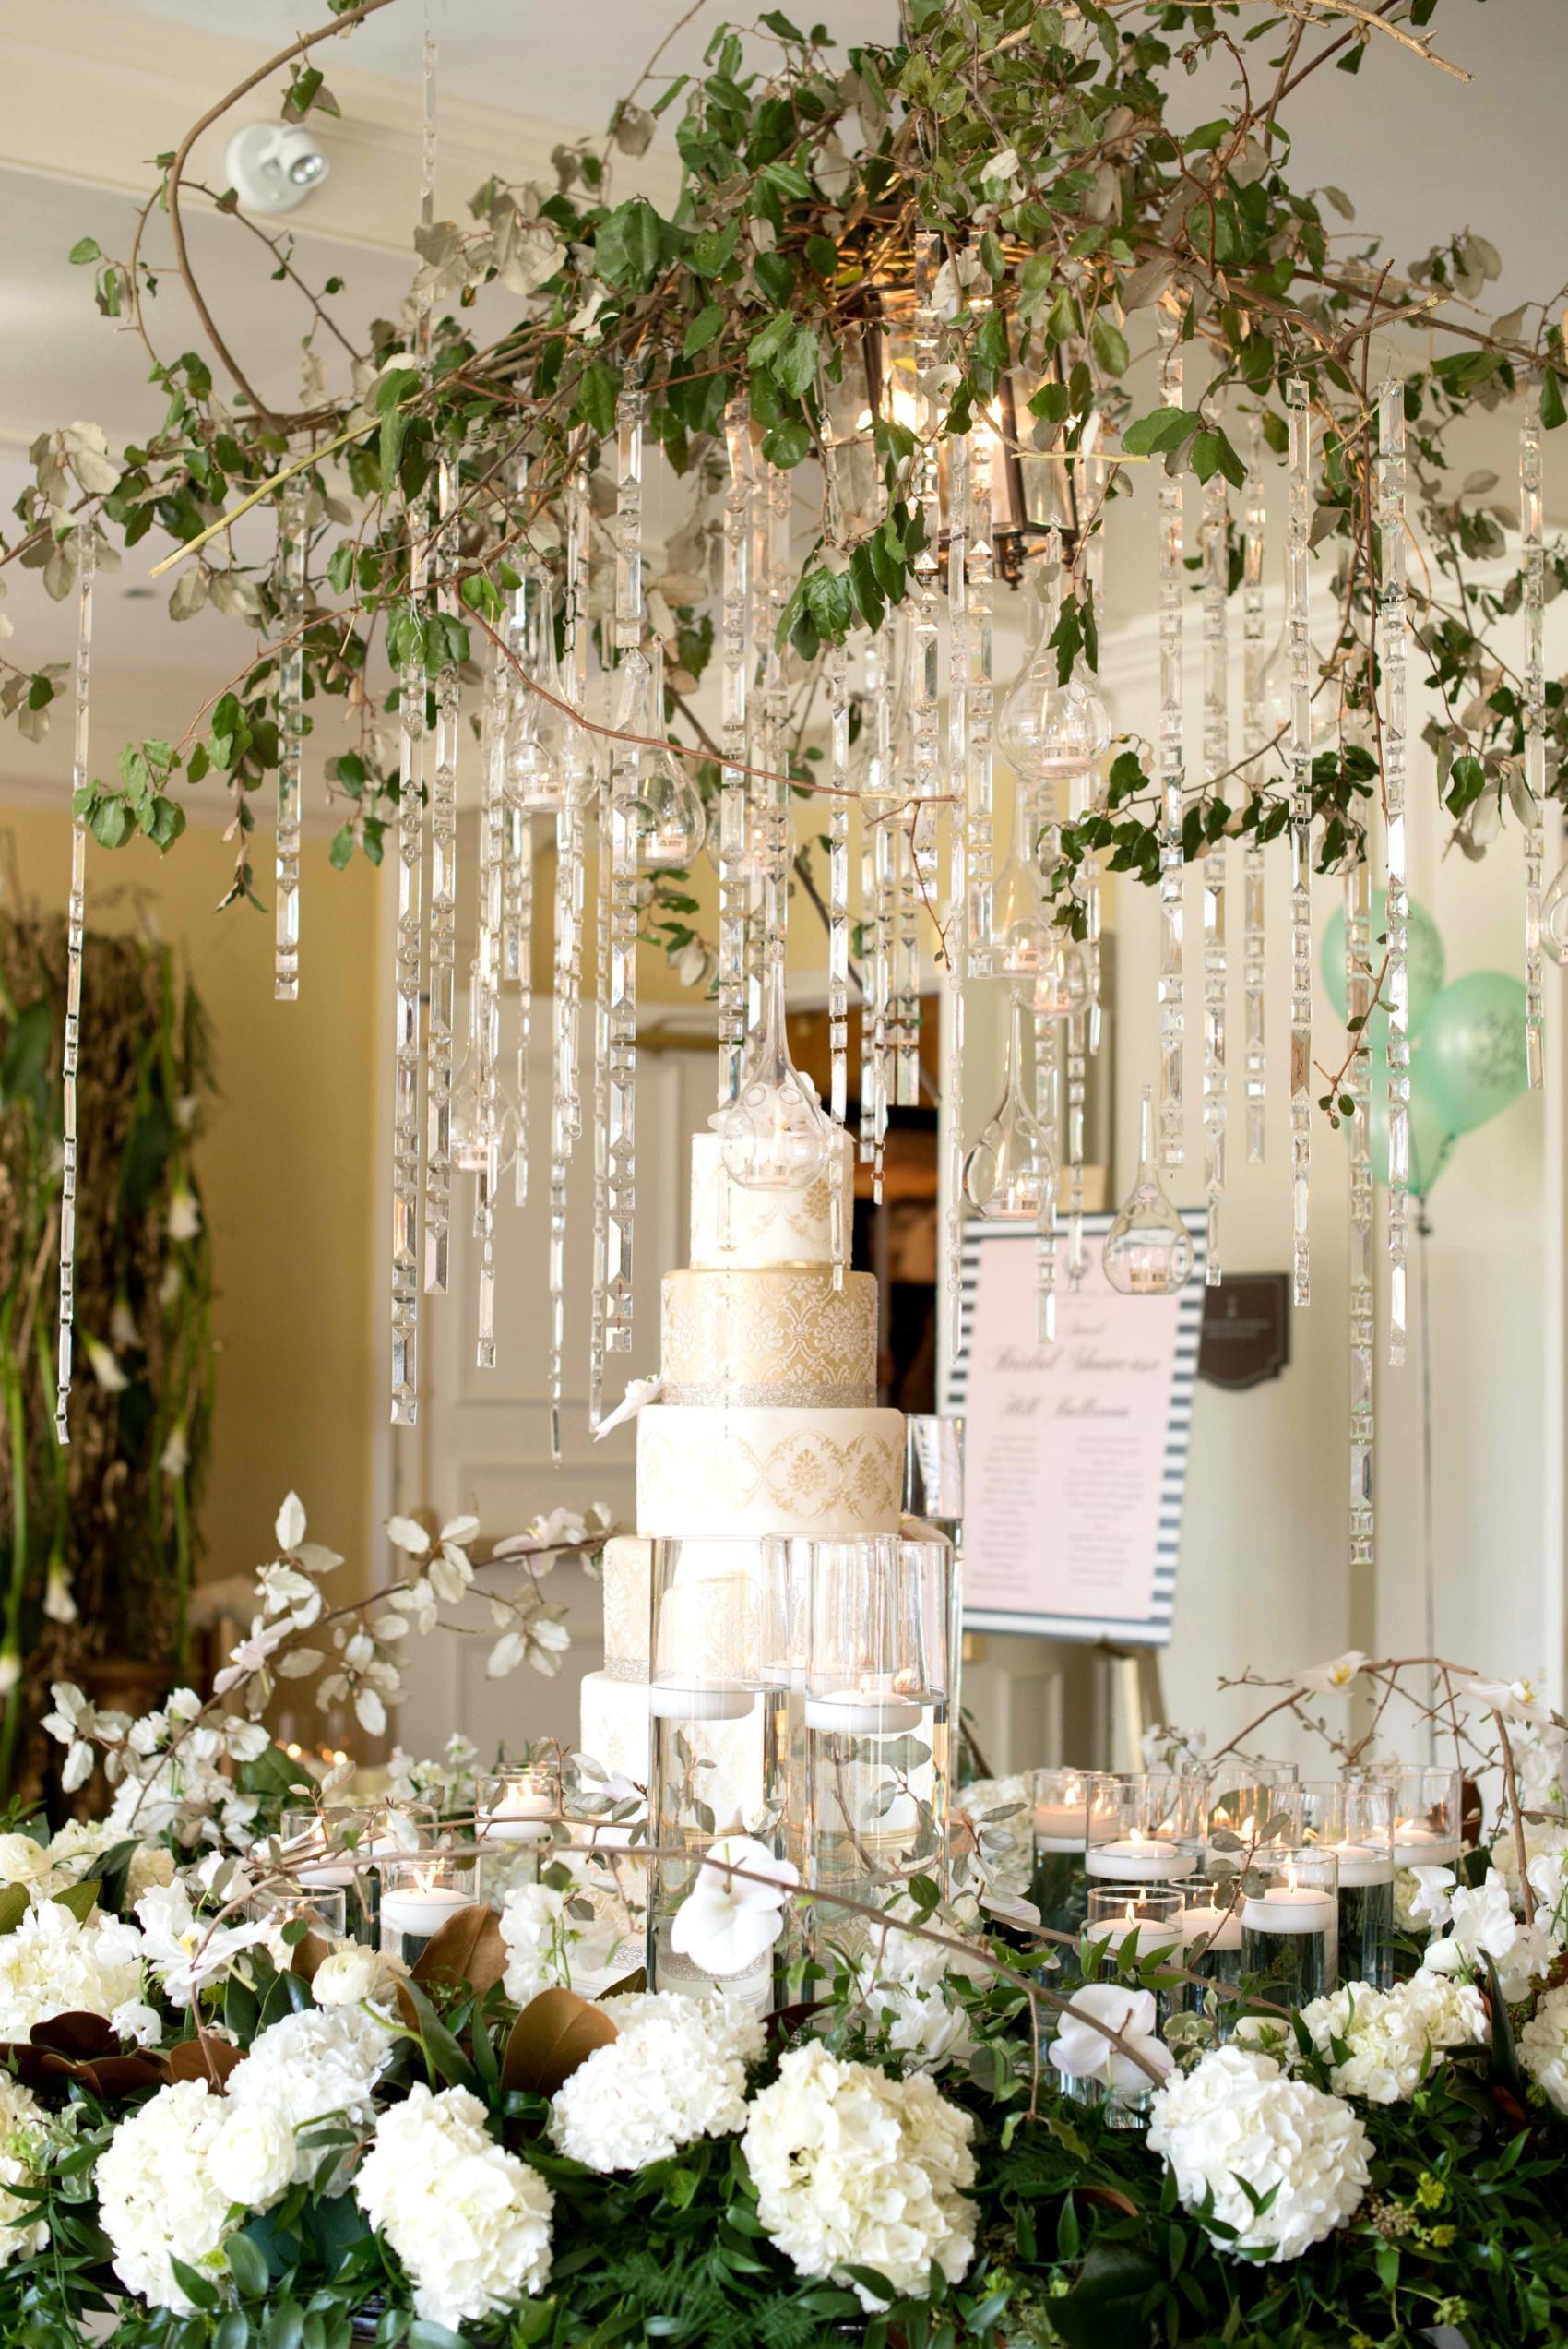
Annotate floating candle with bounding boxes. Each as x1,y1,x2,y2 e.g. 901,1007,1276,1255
648,1680,755,1722
1181,1900,1243,1953
380,1883,469,1940
1322,1839,1393,1889
1087,1829,1194,1883
480,1782,555,1845
803,1687,924,1735
1240,1882,1336,1935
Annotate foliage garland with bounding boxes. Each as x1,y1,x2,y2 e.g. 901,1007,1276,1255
2,0,1562,1015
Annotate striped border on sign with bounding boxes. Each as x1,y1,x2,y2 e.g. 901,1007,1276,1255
942,1211,1206,1649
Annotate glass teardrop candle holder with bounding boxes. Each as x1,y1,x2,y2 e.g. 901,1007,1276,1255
632,642,708,872
987,810,1055,979
1256,618,1339,756
503,565,593,811
1541,856,1568,966
712,958,834,1193
997,570,1111,783
963,993,1056,1221
1102,1085,1194,1295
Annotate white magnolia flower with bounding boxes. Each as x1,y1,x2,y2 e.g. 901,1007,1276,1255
94,2080,236,2313
1422,1867,1554,2000
1147,2046,1370,2261
1297,1973,1487,2102
223,2006,392,2192
547,1990,764,2171
1048,1983,1173,2098
355,2083,553,2331
1526,1845,1568,1923
669,1836,799,1977
1407,1865,1456,1929
0,1902,144,2037
742,2041,977,2310
1289,1651,1366,1695
1519,1980,1568,2115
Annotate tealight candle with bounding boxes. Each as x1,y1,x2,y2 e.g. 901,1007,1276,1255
803,1687,924,1735
379,1883,469,1940
1324,1839,1392,1889
1239,1882,1336,1934
480,1780,554,1845
648,1680,755,1722
1087,1830,1194,1884
1180,1900,1243,1954
1392,1821,1461,1868
1094,1902,1182,1960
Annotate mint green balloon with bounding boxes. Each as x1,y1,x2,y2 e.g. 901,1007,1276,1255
1419,972,1529,1135
1362,1046,1456,1198
1321,889,1446,1048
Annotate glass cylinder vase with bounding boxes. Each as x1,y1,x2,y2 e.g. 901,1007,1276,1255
376,1848,481,1970
1299,1778,1396,1990
1030,1769,1096,1934
278,1806,381,1945
1087,1771,1203,1890
1239,1846,1338,2013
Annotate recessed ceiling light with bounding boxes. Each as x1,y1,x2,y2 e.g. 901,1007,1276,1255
224,123,332,216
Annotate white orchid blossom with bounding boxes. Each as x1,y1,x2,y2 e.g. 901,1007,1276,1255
1049,1984,1173,2096
1289,1651,1367,1695
670,1838,800,1976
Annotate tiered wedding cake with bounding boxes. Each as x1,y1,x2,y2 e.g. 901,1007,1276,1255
579,1130,906,1783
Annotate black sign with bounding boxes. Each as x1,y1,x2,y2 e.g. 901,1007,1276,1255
1197,1274,1290,1390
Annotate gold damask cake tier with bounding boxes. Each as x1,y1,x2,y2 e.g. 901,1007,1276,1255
689,1131,850,1270
660,1268,877,1407
636,1403,905,1539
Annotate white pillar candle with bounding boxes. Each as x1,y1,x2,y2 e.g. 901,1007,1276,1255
1324,1841,1393,1888
1034,1802,1087,1847
1095,1910,1182,1958
1181,1901,1243,1952
380,1886,470,1939
1240,1885,1336,1934
1087,1834,1194,1883
648,1681,755,1722
804,1688,924,1735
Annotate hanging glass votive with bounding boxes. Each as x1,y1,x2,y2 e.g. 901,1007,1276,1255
1256,614,1339,755
502,565,592,812
802,1532,952,1946
712,957,835,1194
997,566,1112,783
963,990,1055,1219
634,639,708,871
1102,1084,1195,1295
647,1536,790,2004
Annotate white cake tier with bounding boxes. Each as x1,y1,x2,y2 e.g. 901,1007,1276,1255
578,1669,651,1787
636,1402,905,1539
689,1131,851,1271
600,1534,654,1675
661,1267,877,1408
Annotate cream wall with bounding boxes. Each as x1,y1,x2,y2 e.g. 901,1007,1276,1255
0,796,383,1600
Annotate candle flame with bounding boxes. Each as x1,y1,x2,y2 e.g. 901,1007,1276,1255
1241,1812,1256,1840
1129,1827,1144,1848
1285,1862,1298,1893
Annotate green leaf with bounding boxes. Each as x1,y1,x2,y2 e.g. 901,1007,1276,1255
776,323,820,399
89,796,134,850
1541,370,1567,433
683,303,725,357
69,236,101,265
0,1885,29,1936
753,250,796,309
576,359,622,439
594,197,665,292
168,2258,220,2311
1122,406,1202,458
1089,316,1130,378
761,418,812,469
226,2232,271,2298
51,1879,100,1924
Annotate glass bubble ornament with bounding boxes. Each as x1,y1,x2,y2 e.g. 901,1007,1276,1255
629,640,708,871
502,565,593,811
712,955,834,1192
1102,1084,1194,1294
962,991,1056,1220
1541,856,1568,965
997,567,1112,783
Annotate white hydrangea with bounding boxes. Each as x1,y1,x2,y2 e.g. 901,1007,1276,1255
499,1880,616,2004
547,1990,764,2172
46,1820,177,1905
223,2006,393,2191
1423,1869,1554,2001
354,2082,553,2332
95,2080,237,2313
742,2040,977,2310
0,2074,50,2265
1519,1980,1568,2115
852,1901,976,2073
1147,2045,1370,2262
1297,1973,1487,2103
0,1902,144,2038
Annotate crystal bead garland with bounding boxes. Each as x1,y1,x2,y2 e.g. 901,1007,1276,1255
1241,412,1268,1163
604,386,646,1359
1521,382,1546,1088
273,469,307,1002
757,463,791,980
422,450,460,1294
53,527,94,1445
547,451,591,1453
510,810,533,1210
1346,856,1376,1571
1287,378,1313,1310
1068,431,1105,1289
388,14,437,1423
1201,470,1229,1285
1375,377,1408,1359
822,413,854,1289
940,425,971,1377
909,234,944,834
1157,305,1187,1171
718,398,754,1108
862,608,897,1200
964,382,996,977
473,639,505,1372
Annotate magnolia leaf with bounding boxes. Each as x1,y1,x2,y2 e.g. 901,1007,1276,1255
168,2035,246,2091
0,1886,29,1936
502,1986,618,2096
410,1902,509,1997
51,1880,99,1924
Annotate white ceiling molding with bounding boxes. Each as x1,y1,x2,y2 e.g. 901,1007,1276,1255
0,0,678,255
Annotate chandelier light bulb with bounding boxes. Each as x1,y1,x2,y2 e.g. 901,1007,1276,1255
634,641,708,872
712,958,833,1193
1541,857,1568,966
1101,1084,1194,1295
503,566,592,812
962,992,1056,1220
997,570,1111,783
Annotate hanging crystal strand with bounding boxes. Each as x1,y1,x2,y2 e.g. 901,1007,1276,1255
1241,412,1269,1163
54,528,94,1446
422,450,460,1294
1522,382,1546,1091
1078,423,1107,1056
274,470,307,1001
388,14,437,1422
512,815,534,1209
473,642,505,1370
1035,1017,1060,1344
1346,856,1376,1570
909,233,944,822
1376,376,1408,1359
718,399,754,1105
1287,378,1314,1309
965,422,996,974
871,641,897,1197
1201,471,1229,1285
603,386,646,1359
1156,308,1187,1168
760,463,792,973
1065,965,1088,1288
547,454,590,1452
588,721,612,1433
822,415,855,1289
941,426,971,1376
